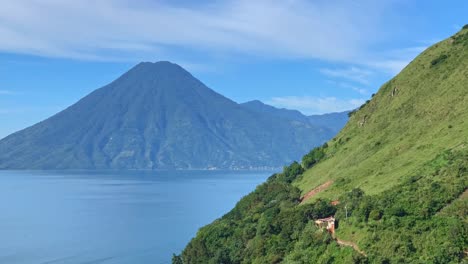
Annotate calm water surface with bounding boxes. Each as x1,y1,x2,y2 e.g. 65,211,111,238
0,170,271,264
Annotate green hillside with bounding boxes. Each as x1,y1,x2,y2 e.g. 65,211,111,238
297,25,468,199
174,27,468,263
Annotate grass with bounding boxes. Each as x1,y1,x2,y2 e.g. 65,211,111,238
296,27,468,201
334,220,369,249
176,27,468,264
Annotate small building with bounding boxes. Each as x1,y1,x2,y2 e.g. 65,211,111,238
315,216,335,234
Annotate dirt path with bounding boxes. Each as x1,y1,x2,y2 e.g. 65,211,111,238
336,238,367,256
460,189,468,199
300,180,333,203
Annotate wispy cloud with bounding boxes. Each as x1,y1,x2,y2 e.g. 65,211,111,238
266,96,365,115
0,0,392,62
336,82,368,95
363,46,428,75
320,67,373,85
364,59,409,75
318,44,428,94
0,90,16,95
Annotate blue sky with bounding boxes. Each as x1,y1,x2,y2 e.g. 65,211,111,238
0,0,467,139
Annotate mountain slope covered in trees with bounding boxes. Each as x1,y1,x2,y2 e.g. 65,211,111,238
241,100,348,136
175,27,468,263
0,62,345,170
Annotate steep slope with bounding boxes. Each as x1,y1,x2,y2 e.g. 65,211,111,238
241,100,349,135
297,26,468,198
0,61,336,170
176,28,468,263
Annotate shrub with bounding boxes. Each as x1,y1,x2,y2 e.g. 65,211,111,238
369,210,382,221
302,146,326,169
387,206,406,217
430,54,448,66
359,101,369,110
348,109,357,117
281,161,304,183
172,254,183,264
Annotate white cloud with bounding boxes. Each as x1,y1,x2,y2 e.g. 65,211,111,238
0,0,392,62
266,96,365,115
337,82,368,95
364,59,409,75
320,67,373,85
317,44,427,92
363,46,428,75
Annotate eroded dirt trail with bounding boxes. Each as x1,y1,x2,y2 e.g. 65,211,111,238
336,238,367,256
300,180,333,203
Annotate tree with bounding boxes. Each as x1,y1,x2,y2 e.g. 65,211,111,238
172,254,183,264
302,147,326,168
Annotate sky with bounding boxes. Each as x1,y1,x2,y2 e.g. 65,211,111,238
0,0,467,139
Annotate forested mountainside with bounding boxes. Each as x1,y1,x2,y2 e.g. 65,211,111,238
241,100,348,136
0,62,345,170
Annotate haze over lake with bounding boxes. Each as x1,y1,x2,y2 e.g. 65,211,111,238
0,170,270,264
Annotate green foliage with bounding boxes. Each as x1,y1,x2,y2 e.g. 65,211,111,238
348,109,357,117
177,148,468,263
463,24,468,30
368,210,381,221
358,101,368,110
297,27,468,199
172,254,183,264
453,29,468,45
332,149,468,263
280,161,304,183
302,146,326,169
176,28,468,263
177,167,345,263
430,54,448,66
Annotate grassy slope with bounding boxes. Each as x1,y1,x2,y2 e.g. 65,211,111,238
297,28,468,200
176,28,468,264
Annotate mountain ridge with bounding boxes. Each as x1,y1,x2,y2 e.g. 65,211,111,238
241,100,349,136
0,62,348,170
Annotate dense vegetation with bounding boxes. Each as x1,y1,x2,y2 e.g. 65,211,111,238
174,27,468,263
175,148,467,263
174,161,360,263
332,149,467,263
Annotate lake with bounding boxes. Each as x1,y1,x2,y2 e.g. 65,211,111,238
0,170,271,264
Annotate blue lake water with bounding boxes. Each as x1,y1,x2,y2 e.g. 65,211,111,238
0,170,271,264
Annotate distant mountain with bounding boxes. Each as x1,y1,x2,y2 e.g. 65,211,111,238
0,61,347,170
307,111,350,135
241,100,349,136
241,100,311,123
